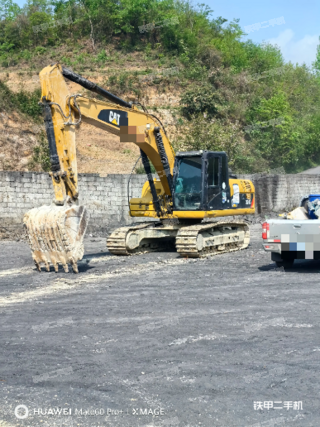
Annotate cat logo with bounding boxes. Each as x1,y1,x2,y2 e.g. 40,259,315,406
109,111,120,126
97,109,128,128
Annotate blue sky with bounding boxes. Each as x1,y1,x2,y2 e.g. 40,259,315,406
14,0,319,67
203,0,320,67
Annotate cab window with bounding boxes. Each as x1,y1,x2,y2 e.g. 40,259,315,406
174,156,202,209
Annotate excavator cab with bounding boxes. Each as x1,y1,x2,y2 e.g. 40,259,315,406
173,151,230,211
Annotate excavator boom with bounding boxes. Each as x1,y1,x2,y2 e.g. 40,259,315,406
24,63,176,272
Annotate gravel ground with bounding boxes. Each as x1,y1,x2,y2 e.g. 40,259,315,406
0,224,319,427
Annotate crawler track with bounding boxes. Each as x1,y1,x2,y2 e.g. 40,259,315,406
107,223,164,255
107,220,250,258
176,220,250,258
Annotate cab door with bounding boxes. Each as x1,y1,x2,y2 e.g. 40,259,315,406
205,153,230,210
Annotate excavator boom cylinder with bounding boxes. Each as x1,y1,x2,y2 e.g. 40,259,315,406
61,67,132,108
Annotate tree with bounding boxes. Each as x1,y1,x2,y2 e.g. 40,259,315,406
0,0,20,21
313,37,320,75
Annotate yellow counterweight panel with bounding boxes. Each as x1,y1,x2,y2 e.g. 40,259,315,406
229,178,255,196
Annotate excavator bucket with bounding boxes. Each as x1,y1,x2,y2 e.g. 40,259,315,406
23,203,88,273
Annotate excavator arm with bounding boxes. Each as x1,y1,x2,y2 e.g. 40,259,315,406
24,63,176,272
40,64,175,202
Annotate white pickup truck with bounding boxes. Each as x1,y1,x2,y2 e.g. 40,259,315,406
262,218,320,267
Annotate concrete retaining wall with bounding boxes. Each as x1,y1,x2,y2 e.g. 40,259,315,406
240,174,320,214
1,171,320,237
0,172,148,237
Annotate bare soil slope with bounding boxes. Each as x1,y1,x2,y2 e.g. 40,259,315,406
0,110,39,171
0,67,181,174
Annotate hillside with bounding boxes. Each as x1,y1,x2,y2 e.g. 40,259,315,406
0,55,182,174
0,0,319,174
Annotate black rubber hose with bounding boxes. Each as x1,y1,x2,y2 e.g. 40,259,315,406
41,98,60,172
140,149,162,217
61,67,132,109
154,127,173,195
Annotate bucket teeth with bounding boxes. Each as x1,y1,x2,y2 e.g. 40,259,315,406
24,203,89,273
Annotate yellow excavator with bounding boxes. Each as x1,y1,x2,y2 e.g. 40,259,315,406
23,64,255,273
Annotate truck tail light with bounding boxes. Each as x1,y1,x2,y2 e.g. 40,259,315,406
251,195,255,208
262,222,269,240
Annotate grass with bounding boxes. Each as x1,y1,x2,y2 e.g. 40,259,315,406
0,81,42,120
135,163,156,174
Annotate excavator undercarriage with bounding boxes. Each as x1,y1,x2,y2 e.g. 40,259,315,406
107,220,250,258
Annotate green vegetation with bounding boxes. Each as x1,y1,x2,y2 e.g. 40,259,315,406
29,131,51,171
0,82,44,171
0,0,319,173
135,161,156,174
0,80,42,119
178,63,320,173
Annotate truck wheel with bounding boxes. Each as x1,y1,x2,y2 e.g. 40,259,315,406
275,259,294,268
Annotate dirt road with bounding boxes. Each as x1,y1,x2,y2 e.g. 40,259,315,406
0,224,318,426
